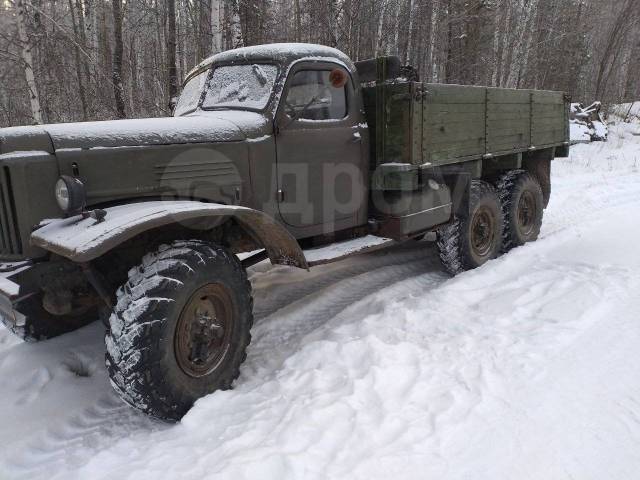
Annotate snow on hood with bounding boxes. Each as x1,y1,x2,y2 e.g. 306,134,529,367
43,110,268,150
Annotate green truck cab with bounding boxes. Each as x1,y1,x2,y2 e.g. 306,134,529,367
0,43,569,420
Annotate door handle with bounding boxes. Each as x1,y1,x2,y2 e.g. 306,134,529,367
351,132,362,142
277,189,284,202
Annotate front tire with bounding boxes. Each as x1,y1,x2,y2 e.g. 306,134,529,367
436,180,503,275
105,240,253,421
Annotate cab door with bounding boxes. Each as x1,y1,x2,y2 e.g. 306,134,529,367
275,62,366,235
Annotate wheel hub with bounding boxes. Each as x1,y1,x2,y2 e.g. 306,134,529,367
517,190,537,235
471,206,495,257
175,284,233,378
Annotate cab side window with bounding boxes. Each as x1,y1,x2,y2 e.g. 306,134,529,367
284,70,347,121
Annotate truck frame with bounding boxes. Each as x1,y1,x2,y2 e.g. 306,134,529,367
0,43,569,420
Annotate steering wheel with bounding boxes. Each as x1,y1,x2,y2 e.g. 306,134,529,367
285,100,297,117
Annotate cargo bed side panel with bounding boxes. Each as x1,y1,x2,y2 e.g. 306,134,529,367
422,84,486,166
486,88,531,154
531,90,566,147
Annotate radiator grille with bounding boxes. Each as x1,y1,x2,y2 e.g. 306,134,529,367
0,167,22,256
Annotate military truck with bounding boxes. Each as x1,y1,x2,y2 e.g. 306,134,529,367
0,43,569,420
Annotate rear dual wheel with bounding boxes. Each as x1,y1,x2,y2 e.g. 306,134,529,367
496,170,544,251
436,171,544,275
436,180,503,275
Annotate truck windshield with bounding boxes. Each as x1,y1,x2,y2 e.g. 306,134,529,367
202,64,279,111
174,70,208,116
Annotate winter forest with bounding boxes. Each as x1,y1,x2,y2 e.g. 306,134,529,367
0,0,638,127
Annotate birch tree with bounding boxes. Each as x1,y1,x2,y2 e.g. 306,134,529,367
14,0,43,124
212,0,223,53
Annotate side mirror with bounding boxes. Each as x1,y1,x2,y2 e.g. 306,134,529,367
329,69,348,88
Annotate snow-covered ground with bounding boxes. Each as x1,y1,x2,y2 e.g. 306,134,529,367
1,123,640,480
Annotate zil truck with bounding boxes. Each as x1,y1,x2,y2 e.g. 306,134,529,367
0,43,569,420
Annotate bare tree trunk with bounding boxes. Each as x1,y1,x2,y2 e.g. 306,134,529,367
392,0,400,56
167,0,178,103
15,0,43,124
228,0,244,48
197,0,210,60
445,0,454,83
211,0,223,53
375,0,387,56
595,0,637,100
624,39,640,100
84,0,95,52
404,0,415,64
68,0,89,120
294,0,302,42
112,0,126,118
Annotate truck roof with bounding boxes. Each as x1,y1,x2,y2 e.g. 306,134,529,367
184,43,353,84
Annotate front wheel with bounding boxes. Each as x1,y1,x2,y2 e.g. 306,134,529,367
105,240,253,421
436,180,503,275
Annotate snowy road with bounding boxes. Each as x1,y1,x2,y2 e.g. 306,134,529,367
1,124,640,480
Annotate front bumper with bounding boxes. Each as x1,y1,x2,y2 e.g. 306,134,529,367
0,262,32,331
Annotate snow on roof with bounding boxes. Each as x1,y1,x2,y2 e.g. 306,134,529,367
186,43,353,82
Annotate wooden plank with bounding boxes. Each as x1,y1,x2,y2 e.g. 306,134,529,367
487,103,530,114
423,85,486,164
424,127,485,144
487,88,530,104
487,118,530,129
424,84,486,104
426,139,484,154
532,90,564,104
425,138,485,159
424,112,485,125
424,103,486,115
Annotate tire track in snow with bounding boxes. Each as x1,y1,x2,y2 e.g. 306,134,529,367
250,241,440,320
5,393,164,477
245,245,448,378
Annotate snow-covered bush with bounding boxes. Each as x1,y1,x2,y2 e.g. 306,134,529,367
570,102,608,144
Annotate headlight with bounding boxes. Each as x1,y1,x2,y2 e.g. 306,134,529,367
55,176,86,214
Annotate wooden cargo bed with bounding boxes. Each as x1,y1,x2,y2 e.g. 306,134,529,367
362,82,569,168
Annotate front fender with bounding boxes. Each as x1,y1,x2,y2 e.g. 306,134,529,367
30,201,308,269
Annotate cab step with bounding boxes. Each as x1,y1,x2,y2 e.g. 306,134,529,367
304,235,394,266
239,235,395,269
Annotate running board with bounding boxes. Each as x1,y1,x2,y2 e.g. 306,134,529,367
304,235,394,267
240,235,395,269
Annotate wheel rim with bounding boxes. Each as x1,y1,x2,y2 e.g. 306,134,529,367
471,206,496,257
517,190,537,236
175,283,234,378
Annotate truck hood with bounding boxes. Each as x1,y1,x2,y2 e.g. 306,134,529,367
1,111,269,153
